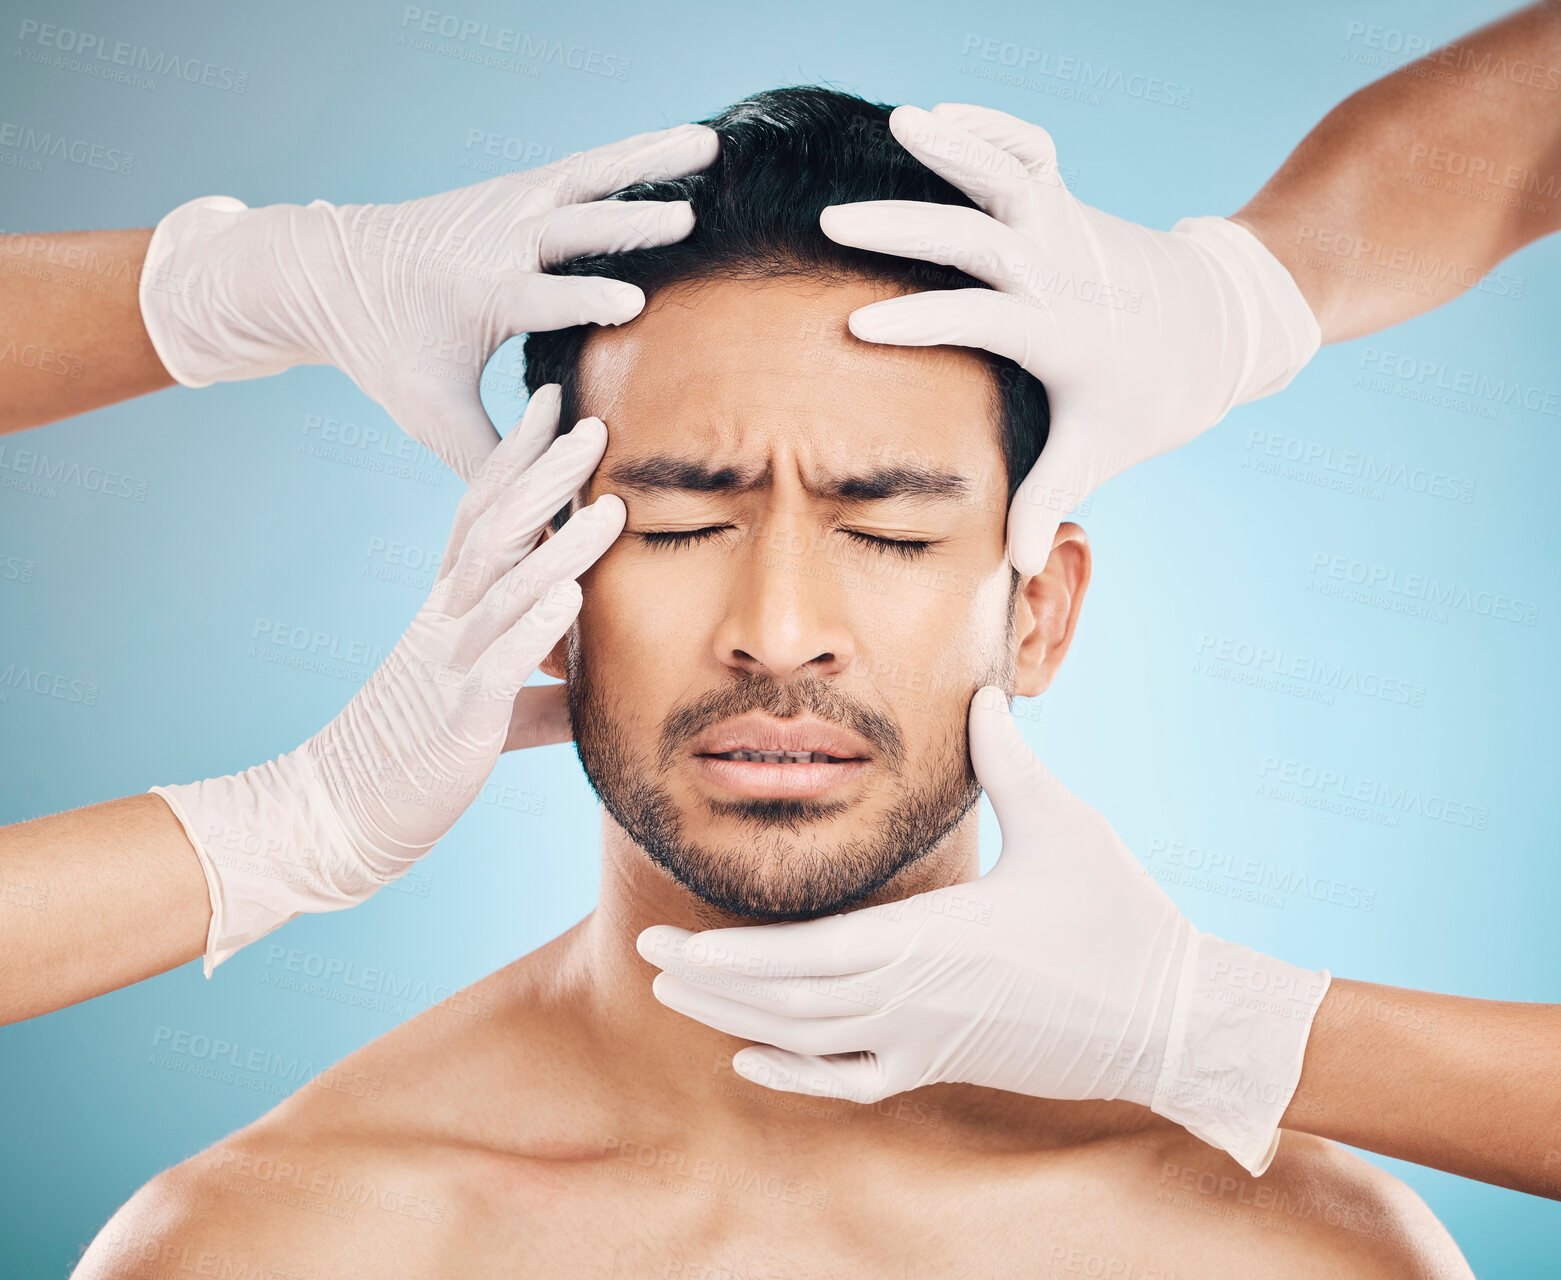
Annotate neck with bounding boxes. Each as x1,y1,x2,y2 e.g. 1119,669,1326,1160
562,806,1161,1153
573,804,980,1128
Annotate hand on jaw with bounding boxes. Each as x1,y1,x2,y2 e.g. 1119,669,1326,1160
637,684,1331,1178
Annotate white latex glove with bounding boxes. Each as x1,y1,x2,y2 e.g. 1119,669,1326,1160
638,686,1331,1176
152,385,620,974
818,103,1321,575
139,123,718,481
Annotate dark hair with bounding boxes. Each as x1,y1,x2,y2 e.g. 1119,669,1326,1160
523,85,1049,531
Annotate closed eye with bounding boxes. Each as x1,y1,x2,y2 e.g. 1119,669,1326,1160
636,525,936,559
636,525,733,549
840,530,934,559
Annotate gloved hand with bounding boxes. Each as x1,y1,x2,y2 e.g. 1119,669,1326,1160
139,123,717,481
152,385,620,974
818,103,1321,575
638,686,1331,1176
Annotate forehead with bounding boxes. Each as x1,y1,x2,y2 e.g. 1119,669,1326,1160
573,275,1007,495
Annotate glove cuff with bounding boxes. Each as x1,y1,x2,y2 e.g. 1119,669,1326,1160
138,195,323,387
149,750,387,977
1149,930,1330,1175
1170,215,1322,411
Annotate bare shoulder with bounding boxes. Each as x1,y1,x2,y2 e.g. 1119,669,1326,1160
72,942,586,1279
66,1011,529,1280
1134,1126,1473,1279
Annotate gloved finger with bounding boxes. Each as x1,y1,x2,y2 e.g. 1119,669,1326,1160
723,972,891,1019
1006,418,1091,577
497,271,646,334
885,104,1029,213
732,1046,896,1104
635,924,694,968
643,934,889,1019
653,909,910,981
846,288,1062,373
529,122,719,206
534,199,695,268
1003,499,1061,580
458,495,624,659
441,384,563,577
502,682,572,752
465,579,583,706
819,201,1036,293
929,103,1063,182
651,973,878,1058
436,418,609,614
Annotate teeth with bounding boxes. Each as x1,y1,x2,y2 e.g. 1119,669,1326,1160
710,749,847,763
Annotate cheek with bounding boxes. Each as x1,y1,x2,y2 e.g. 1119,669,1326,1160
577,546,710,674
856,567,1013,715
864,560,1009,650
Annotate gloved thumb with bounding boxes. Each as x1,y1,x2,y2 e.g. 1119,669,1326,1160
387,382,504,486
968,685,1067,867
1006,416,1090,577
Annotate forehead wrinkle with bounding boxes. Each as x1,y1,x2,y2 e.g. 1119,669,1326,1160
575,286,1001,509
600,450,972,506
603,454,772,495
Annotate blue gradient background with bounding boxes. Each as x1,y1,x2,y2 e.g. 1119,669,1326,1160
2,0,1557,1272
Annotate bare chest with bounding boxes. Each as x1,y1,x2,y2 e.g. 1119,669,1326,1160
439,1144,1271,1280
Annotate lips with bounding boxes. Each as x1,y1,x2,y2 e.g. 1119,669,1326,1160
706,749,851,763
690,713,872,762
690,714,873,799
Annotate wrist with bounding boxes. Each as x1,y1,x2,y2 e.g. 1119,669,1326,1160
139,196,331,387
149,746,385,976
1148,930,1330,1174
1170,215,1323,410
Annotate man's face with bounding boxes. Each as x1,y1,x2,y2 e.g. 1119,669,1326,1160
553,274,1025,920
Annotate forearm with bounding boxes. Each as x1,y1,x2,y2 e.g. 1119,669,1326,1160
1280,978,1561,1198
0,793,210,1024
0,229,173,434
1233,1,1561,342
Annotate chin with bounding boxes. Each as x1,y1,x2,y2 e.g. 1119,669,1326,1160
649,826,941,922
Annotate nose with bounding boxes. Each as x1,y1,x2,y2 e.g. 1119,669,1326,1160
711,513,857,681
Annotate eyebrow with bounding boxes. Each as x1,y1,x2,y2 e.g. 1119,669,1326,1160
601,456,972,503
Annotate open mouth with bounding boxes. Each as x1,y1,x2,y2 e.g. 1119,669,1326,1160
703,750,857,764
690,715,875,799
692,751,869,799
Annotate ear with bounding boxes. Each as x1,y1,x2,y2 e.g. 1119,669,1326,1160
538,634,569,681
1011,521,1091,698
